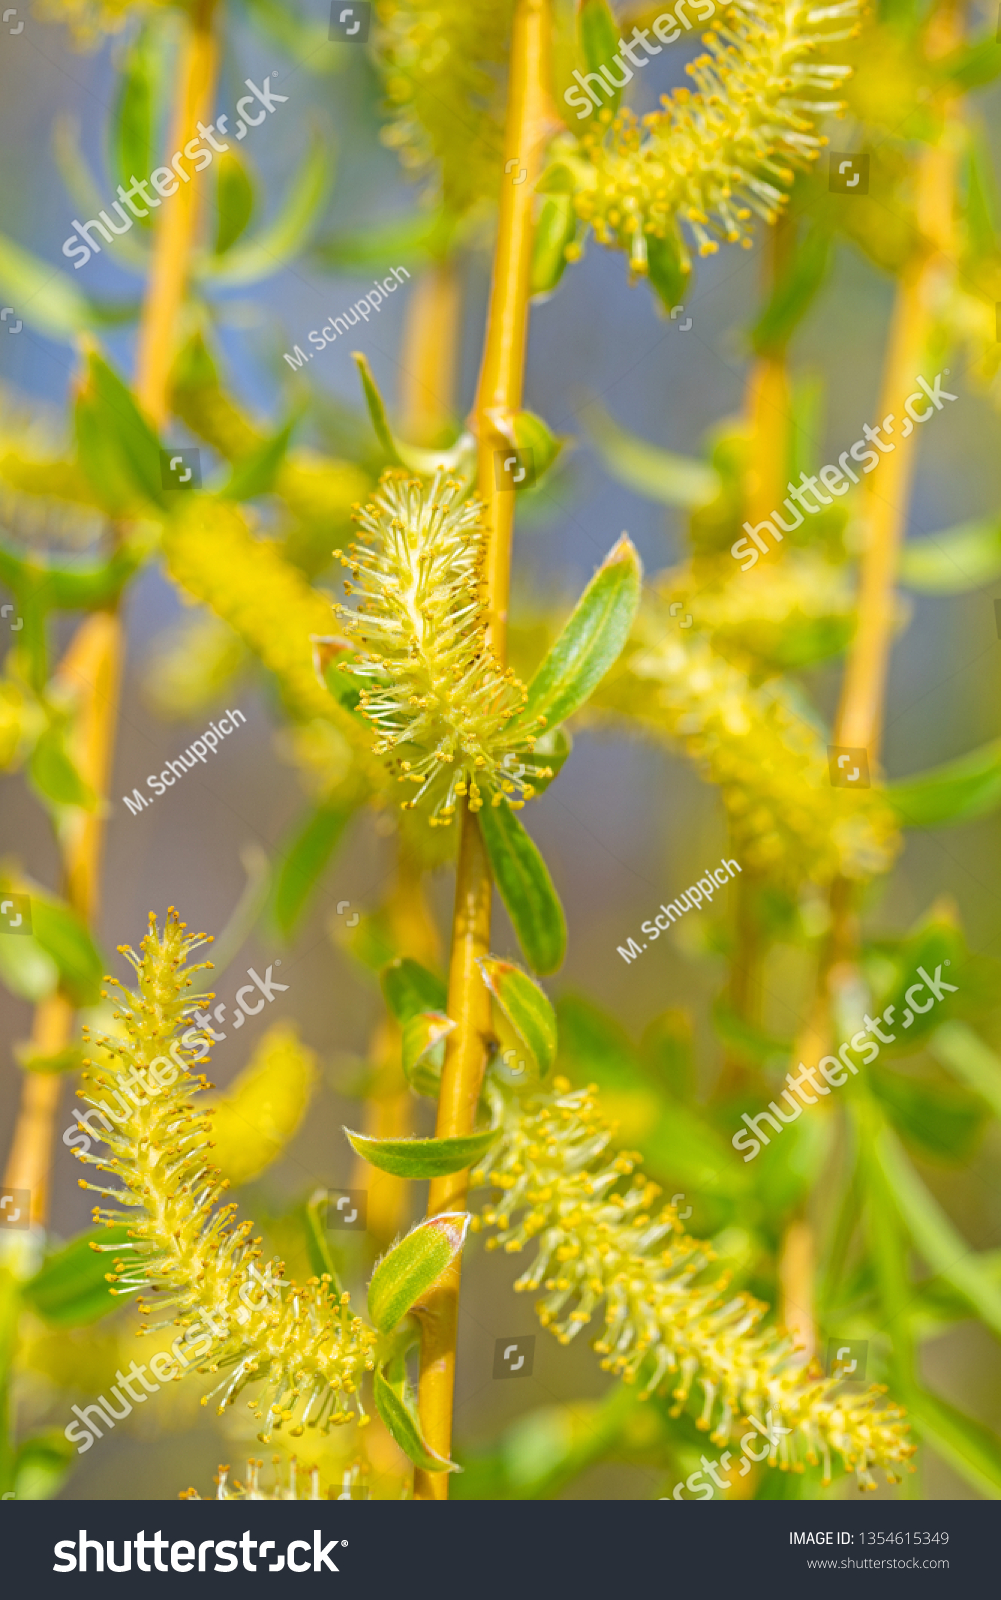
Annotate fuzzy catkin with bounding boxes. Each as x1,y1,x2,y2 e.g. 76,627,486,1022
75,910,376,1441
566,0,860,269
594,596,900,886
472,1079,914,1491
332,469,552,825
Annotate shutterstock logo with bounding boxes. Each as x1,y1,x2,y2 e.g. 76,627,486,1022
53,1529,347,1572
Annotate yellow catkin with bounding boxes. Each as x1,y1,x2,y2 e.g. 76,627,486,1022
74,910,376,1441
373,0,515,212
332,469,552,824
565,0,860,268
472,1079,914,1491
595,595,901,886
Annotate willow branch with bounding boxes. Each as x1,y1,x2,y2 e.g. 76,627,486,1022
413,0,553,1500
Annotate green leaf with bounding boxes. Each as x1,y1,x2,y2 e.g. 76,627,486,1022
23,1226,132,1327
905,1386,1001,1499
478,956,557,1079
402,1010,454,1097
864,1106,1001,1339
222,417,295,500
869,1062,986,1162
12,1429,78,1501
381,958,447,1026
352,353,476,480
644,229,691,313
272,803,353,938
477,803,567,975
0,231,97,340
214,149,256,255
867,906,996,1056
313,209,458,273
516,534,641,734
898,518,1001,592
928,1021,1001,1123
887,739,1001,827
196,130,332,287
0,931,59,1003
581,398,721,508
579,0,623,115
373,1357,459,1473
367,1212,469,1333
526,725,572,796
27,727,97,811
74,348,165,512
530,194,576,299
750,225,832,356
937,35,1001,92
345,1127,498,1179
111,24,157,228
301,1190,344,1294
29,895,105,1007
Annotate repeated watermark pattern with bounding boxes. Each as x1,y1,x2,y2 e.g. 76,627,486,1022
828,746,870,788
563,3,717,120
64,1264,282,1456
54,1528,344,1573
669,1410,791,1498
61,961,289,1158
2,602,23,629
493,1336,535,1378
62,78,289,270
160,449,202,490
494,448,536,490
0,1188,29,1229
0,893,31,932
122,708,246,816
829,152,870,193
617,856,741,964
283,267,411,369
731,372,959,570
732,964,958,1160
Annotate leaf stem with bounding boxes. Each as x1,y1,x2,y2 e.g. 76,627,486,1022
413,0,553,1499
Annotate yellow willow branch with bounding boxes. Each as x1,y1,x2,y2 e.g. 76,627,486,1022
413,0,553,1500
3,5,221,1227
135,0,219,425
398,259,463,447
2,612,122,1225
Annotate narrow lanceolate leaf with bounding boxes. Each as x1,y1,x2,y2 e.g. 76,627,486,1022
905,1386,1001,1500
74,349,165,513
0,232,97,340
381,957,447,1026
899,517,1001,592
515,536,641,735
886,740,1001,828
478,795,567,976
23,1226,132,1328
367,1212,469,1334
272,802,354,938
352,353,476,479
344,1127,498,1179
478,957,557,1079
373,1359,459,1473
929,1021,1001,1123
582,399,721,508
195,131,332,286
401,1010,454,1097
29,894,105,1007
868,1111,1001,1339
579,0,624,116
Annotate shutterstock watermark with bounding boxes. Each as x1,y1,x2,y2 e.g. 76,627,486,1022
731,372,959,571
62,79,289,270
122,708,246,816
283,267,410,369
668,1410,790,1498
61,961,288,1158
64,1262,281,1457
54,1527,344,1573
564,3,717,119
617,856,741,964
732,964,958,1161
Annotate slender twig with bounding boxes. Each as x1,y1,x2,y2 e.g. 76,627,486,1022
135,0,219,428
2,2,220,1228
413,0,554,1500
